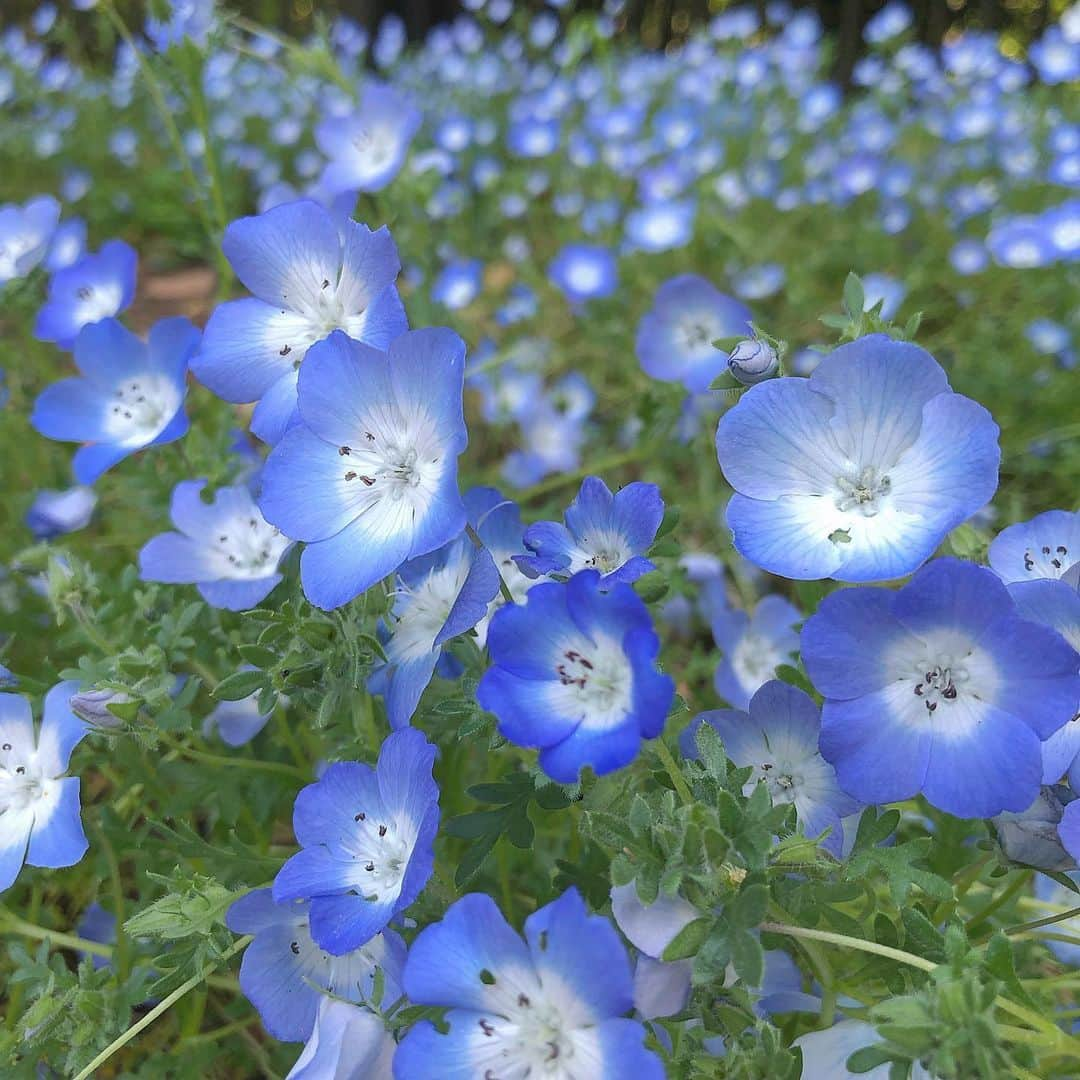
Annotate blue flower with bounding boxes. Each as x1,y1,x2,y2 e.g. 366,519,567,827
77,902,116,971
624,199,696,252
226,887,406,1041
989,509,1080,583
802,558,1080,818
368,532,500,729
315,83,421,195
716,334,1001,582
145,0,214,51
192,200,407,445
860,272,906,320
636,274,752,393
139,480,291,611
994,786,1075,871
515,476,664,586
395,888,665,1080
430,258,482,310
0,195,59,284
272,728,439,954
477,571,674,782
259,329,468,611
710,593,801,710
289,999,395,1079
25,486,96,540
31,317,197,484
547,243,618,303
683,680,861,856
44,217,87,272
987,216,1056,269
0,682,88,892
34,240,137,348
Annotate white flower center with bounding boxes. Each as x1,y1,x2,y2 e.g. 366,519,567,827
211,514,289,580
1022,540,1075,578
834,465,892,517
471,981,579,1078
552,635,633,728
0,742,46,814
566,529,631,577
731,632,784,692
344,811,414,903
104,374,181,447
74,282,122,324
676,316,715,354
909,654,971,715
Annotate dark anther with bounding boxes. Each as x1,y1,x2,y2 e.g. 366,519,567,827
279,344,291,356
365,861,375,872
538,930,549,952
943,686,957,700
1059,546,1069,555
339,445,351,456
2,743,10,751
546,1041,560,1061
378,824,387,837
359,475,376,486
365,431,376,441
479,968,496,985
479,1019,495,1036
914,684,924,696
1043,546,1052,554
580,657,593,670
321,279,330,289
345,471,358,481
15,766,25,774
926,701,938,713
290,941,300,955
517,993,530,1007
76,286,92,300
355,812,365,821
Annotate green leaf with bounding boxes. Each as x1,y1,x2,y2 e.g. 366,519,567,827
663,916,713,962
237,644,279,669
656,506,680,538
212,669,267,701
729,883,768,930
984,933,1035,1007
843,272,866,320
634,574,670,603
900,907,945,963
847,1046,896,1073
124,876,239,942
730,929,764,986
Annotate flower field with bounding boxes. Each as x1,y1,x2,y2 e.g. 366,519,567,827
0,2,1079,1077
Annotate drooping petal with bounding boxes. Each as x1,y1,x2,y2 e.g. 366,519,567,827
36,681,86,775
139,532,229,585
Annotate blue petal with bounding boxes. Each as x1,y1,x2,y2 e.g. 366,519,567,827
199,576,282,611
892,558,1012,642
37,681,87,774
139,532,226,585
725,493,845,581
0,808,32,893
402,891,534,1011
193,298,311,403
989,510,1080,584
32,378,114,443
308,892,397,955
274,846,353,902
523,888,634,1023
73,442,130,484
375,728,440,822
250,367,302,445
223,199,341,311
299,516,411,610
539,721,644,783
436,546,501,647
27,777,87,869
71,317,145,384
377,656,436,729
482,580,577,680
593,1017,667,1079
291,761,383,853
146,316,200,383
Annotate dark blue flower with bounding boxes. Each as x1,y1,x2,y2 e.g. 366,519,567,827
802,558,1080,818
516,476,664,586
477,571,674,782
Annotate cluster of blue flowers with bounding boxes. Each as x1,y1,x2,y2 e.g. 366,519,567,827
2,0,1080,1075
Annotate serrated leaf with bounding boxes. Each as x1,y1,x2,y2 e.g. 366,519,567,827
729,883,768,930
900,907,945,962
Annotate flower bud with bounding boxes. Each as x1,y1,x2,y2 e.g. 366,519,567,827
993,786,1075,872
727,338,780,386
69,688,133,729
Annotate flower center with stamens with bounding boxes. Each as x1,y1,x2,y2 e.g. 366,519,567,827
105,375,180,446
835,465,892,517
213,515,288,580
910,655,970,714
347,813,412,903
554,636,633,724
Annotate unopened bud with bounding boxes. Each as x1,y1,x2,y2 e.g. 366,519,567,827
70,688,133,729
727,338,779,385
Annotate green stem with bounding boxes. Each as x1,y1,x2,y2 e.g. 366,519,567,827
1004,902,1080,938
653,737,693,805
0,909,113,959
95,820,131,979
965,869,1033,937
71,935,252,1080
157,731,306,781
